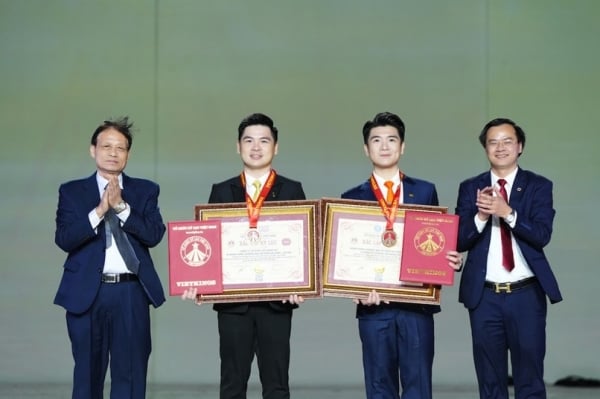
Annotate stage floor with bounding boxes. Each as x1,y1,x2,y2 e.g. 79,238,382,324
1,383,598,398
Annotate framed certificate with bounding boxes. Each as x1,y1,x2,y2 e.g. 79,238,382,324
194,200,321,303
320,198,447,305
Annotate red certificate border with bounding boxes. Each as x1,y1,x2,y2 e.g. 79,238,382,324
194,200,321,303
320,198,446,305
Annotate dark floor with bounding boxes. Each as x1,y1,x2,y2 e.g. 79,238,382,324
1,383,598,399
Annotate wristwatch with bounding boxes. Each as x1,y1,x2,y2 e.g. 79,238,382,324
113,201,128,214
504,209,516,224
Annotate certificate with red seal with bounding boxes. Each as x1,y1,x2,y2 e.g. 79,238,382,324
167,220,224,296
399,210,458,286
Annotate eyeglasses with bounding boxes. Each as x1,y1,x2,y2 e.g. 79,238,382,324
486,138,517,148
98,144,128,154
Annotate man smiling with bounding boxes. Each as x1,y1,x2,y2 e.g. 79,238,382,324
455,118,562,398
184,113,305,399
341,111,462,399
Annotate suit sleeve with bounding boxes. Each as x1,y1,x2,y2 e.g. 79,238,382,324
511,178,554,249
122,183,165,248
455,181,484,253
54,184,98,253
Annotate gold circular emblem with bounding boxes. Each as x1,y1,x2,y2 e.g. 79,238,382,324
413,227,445,256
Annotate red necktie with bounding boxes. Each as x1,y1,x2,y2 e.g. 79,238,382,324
384,181,394,204
497,179,514,272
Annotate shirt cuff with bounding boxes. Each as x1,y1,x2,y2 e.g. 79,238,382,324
116,204,131,223
474,214,487,233
89,209,101,230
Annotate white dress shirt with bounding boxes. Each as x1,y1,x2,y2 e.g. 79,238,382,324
474,168,534,283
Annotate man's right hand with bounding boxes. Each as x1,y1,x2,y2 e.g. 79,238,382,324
181,287,202,306
353,289,389,306
475,186,494,221
95,187,110,218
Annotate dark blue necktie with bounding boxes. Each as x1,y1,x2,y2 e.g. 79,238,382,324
105,209,139,274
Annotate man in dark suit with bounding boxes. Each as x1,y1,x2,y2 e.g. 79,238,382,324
54,117,166,399
455,118,562,399
184,113,305,399
341,112,462,399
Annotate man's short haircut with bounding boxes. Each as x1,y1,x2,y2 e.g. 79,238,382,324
362,112,405,144
479,117,526,150
91,116,134,150
238,113,278,143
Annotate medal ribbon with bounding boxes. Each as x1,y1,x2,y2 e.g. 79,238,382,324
370,172,404,231
240,170,276,229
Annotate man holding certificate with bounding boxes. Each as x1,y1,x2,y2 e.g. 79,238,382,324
183,113,305,399
341,112,462,399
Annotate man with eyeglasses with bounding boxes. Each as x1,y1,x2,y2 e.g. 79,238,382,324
455,117,562,398
54,117,166,399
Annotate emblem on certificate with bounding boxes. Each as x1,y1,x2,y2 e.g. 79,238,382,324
381,229,397,247
247,228,260,242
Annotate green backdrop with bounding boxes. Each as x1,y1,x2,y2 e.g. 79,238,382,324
1,0,598,387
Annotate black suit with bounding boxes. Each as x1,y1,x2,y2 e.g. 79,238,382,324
208,173,305,399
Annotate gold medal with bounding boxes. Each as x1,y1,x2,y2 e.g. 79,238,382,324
381,229,397,247
370,172,404,248
247,228,260,242
241,170,276,237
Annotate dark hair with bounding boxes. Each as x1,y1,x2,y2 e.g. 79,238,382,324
479,117,526,150
362,112,405,144
91,116,134,150
237,113,278,143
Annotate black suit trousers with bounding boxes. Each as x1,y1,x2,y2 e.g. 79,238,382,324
217,303,293,399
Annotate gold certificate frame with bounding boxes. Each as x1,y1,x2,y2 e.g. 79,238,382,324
320,198,447,305
194,200,321,303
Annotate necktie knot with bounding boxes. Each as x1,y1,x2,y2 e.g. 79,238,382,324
252,180,262,201
497,179,508,201
384,181,394,203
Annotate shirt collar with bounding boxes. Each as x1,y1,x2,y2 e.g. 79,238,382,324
96,173,123,191
372,171,401,189
244,171,270,187
490,168,518,189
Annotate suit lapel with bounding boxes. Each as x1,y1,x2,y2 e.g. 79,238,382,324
477,172,491,190
230,177,245,202
509,169,526,210
82,174,108,244
358,181,376,201
82,174,101,208
267,176,283,201
403,177,418,204
121,173,135,204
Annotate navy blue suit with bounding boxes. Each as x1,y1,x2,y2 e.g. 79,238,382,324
456,168,562,399
342,175,439,399
54,173,165,399
208,173,305,399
